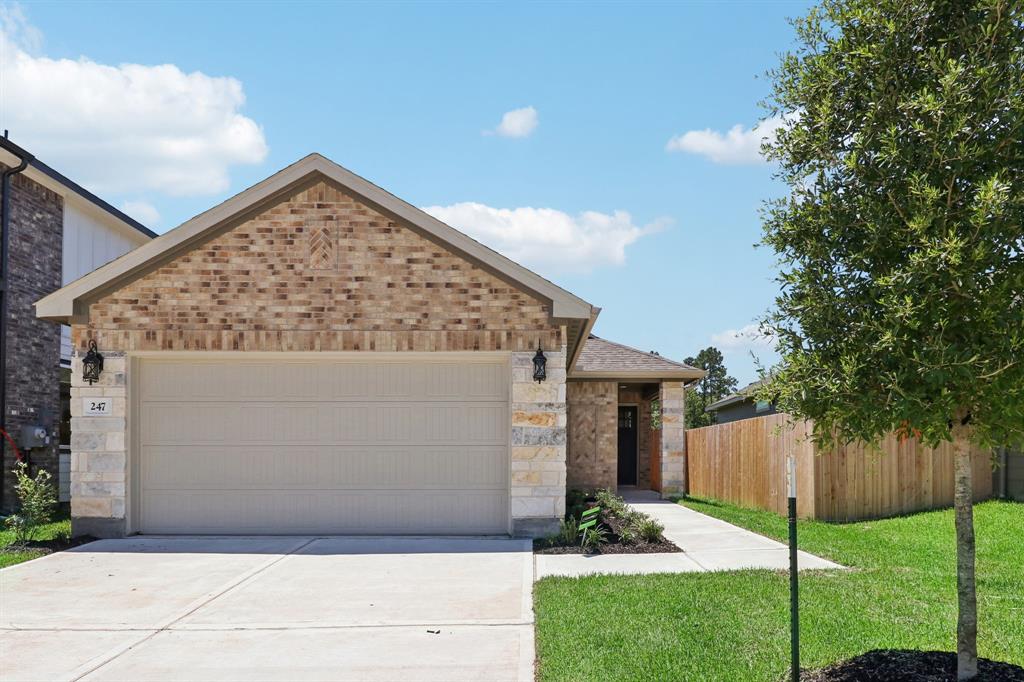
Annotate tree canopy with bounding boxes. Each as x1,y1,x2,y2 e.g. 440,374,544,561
760,0,1024,451
683,346,738,428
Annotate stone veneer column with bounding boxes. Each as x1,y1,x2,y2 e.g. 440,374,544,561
69,350,128,538
659,381,687,497
509,345,567,537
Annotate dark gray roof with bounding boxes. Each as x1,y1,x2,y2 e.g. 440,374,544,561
705,379,764,412
574,335,702,376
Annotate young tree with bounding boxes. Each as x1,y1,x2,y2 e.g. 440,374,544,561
760,2,1024,678
684,346,738,428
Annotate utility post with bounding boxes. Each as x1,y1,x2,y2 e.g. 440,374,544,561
788,453,800,682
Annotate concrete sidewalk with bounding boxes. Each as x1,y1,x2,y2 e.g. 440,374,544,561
1,536,535,682
535,490,841,578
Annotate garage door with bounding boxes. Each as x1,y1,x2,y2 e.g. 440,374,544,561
136,356,510,535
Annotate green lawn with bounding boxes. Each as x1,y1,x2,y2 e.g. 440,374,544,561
534,498,1024,681
0,508,72,569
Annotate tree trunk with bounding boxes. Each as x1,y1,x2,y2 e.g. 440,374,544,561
951,408,978,681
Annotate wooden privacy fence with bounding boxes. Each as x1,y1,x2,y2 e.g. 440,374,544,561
685,413,994,522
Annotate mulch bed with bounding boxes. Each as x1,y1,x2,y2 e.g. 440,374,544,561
800,650,1024,682
1,535,96,559
534,509,681,555
534,538,680,555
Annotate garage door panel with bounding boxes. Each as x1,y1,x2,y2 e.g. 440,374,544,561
142,401,506,446
138,356,510,535
142,490,508,535
142,446,508,490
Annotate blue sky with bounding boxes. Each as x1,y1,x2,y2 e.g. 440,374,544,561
2,1,814,384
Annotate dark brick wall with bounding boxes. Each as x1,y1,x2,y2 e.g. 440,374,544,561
1,169,63,509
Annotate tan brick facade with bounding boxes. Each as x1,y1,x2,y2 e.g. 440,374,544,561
67,179,570,538
74,180,561,353
566,381,618,490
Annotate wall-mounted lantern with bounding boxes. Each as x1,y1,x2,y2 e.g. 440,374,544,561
82,340,104,385
532,346,547,383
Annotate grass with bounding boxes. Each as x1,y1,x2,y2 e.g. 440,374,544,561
533,498,1024,681
0,507,72,569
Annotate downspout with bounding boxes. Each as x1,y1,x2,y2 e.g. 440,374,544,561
0,131,34,511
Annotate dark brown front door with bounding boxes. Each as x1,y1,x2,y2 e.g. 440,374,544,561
617,405,638,486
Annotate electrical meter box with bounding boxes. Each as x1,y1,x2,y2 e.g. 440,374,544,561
19,425,50,450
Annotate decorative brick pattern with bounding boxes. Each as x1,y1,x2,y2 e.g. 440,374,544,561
566,381,617,491
510,346,566,537
1,170,63,509
74,180,561,353
68,352,127,537
660,381,687,496
308,220,335,270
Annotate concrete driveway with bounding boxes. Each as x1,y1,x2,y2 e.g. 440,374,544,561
0,537,534,682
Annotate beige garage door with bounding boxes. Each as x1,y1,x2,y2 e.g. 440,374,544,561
136,356,510,535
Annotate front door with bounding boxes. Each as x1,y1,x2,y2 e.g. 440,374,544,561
617,405,638,486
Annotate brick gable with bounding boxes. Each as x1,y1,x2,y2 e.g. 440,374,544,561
75,180,561,352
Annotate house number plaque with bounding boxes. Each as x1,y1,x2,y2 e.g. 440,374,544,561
83,398,112,416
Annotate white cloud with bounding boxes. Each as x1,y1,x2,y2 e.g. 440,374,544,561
487,106,538,138
666,114,790,165
422,202,667,273
119,200,160,227
711,323,777,352
0,7,267,197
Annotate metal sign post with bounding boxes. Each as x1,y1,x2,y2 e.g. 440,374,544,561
788,454,800,682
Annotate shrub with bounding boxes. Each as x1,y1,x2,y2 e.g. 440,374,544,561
554,517,580,545
618,525,638,545
594,488,627,516
580,523,608,552
4,462,58,546
637,517,665,543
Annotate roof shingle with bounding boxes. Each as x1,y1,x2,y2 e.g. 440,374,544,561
573,335,702,376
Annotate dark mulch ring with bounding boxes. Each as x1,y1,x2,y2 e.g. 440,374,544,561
799,650,1024,682
533,512,681,555
1,534,96,557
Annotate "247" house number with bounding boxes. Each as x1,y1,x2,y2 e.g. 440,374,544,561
83,398,112,416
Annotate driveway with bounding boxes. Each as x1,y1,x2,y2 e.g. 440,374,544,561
0,537,534,682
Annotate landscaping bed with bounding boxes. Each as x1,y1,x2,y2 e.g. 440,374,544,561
534,488,680,555
0,504,81,569
800,649,1024,682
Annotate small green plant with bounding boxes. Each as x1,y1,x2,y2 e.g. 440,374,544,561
594,489,627,516
618,525,638,545
636,517,665,543
4,462,58,546
554,517,580,545
580,522,608,552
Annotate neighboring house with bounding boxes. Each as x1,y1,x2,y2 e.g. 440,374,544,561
0,136,155,511
705,379,776,424
36,154,704,539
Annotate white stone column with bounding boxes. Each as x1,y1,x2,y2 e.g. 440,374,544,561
509,345,567,537
69,350,128,538
659,381,687,497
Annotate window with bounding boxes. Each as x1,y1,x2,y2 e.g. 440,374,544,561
755,399,771,413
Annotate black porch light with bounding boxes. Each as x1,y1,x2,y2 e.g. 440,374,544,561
532,346,547,383
82,340,104,385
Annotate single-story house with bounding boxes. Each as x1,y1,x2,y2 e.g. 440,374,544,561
1,136,154,511
36,154,703,538
704,379,776,424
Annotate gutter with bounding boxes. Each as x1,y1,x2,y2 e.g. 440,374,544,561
0,131,33,510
